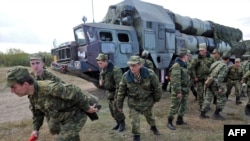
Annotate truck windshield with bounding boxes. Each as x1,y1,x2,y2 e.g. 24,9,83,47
75,28,86,46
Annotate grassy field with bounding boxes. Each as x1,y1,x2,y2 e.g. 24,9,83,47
0,67,249,141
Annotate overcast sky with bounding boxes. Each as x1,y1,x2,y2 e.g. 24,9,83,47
0,0,249,53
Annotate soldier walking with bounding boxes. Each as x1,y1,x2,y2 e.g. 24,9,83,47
200,55,229,120
117,55,162,141
96,53,126,132
225,58,243,104
190,43,215,110
167,48,190,130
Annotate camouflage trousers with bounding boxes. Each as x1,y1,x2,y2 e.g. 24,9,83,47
54,110,87,141
246,87,250,105
195,81,205,107
167,90,189,119
129,108,156,135
201,85,227,112
109,100,126,121
226,80,241,97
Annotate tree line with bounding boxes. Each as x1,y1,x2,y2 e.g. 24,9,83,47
0,48,52,67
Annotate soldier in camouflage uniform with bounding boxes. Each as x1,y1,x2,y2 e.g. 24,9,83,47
5,66,100,141
212,49,221,61
225,58,243,104
241,70,250,115
140,50,154,70
29,53,63,82
96,53,126,132
117,56,162,141
190,43,215,110
29,53,65,135
240,55,250,97
200,55,229,120
167,48,190,130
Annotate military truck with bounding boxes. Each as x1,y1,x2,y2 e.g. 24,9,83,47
51,0,249,88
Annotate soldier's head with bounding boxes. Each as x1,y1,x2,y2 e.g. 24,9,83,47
234,58,241,67
222,53,230,63
6,66,34,97
177,48,190,61
198,43,207,56
212,48,220,60
96,53,108,69
127,55,144,74
29,53,46,75
141,50,149,59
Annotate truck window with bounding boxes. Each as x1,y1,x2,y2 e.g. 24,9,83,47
75,28,86,45
99,32,113,41
118,33,129,42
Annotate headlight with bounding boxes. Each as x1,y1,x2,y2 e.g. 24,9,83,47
74,61,81,69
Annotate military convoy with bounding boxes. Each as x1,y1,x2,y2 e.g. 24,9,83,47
50,0,249,88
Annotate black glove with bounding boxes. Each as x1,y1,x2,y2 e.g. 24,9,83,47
86,104,102,121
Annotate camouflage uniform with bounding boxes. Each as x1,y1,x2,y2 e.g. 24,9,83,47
117,56,162,139
225,62,243,104
167,55,189,130
30,69,63,82
242,70,250,115
190,50,215,109
99,61,126,130
240,59,250,97
200,60,228,119
6,66,98,141
143,59,154,70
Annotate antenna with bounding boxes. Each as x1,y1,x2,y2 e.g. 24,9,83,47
92,0,95,22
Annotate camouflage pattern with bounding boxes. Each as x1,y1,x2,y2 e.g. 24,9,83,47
117,67,162,135
242,70,250,106
240,60,250,95
143,59,154,70
226,65,243,97
99,62,125,121
30,69,63,82
201,61,228,112
189,53,215,107
168,58,189,119
29,80,93,140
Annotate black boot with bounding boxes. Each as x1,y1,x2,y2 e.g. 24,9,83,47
118,120,125,132
176,116,187,125
150,126,160,135
236,96,242,105
200,111,209,119
167,118,176,130
112,120,120,130
213,108,225,120
213,96,217,105
133,135,140,141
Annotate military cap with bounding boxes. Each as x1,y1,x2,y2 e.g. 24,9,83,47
235,58,241,62
222,52,230,59
6,66,29,87
177,48,188,56
127,55,143,65
212,48,219,54
198,43,207,51
30,53,45,62
96,53,108,61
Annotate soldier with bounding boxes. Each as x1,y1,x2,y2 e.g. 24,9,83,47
212,48,221,61
96,53,126,132
240,55,250,97
225,58,243,104
117,55,162,141
140,50,154,70
200,55,229,120
241,70,250,116
29,53,64,134
190,43,215,110
5,66,100,141
187,50,198,101
167,48,190,130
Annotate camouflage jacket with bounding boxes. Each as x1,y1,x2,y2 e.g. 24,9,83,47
29,80,91,131
99,62,122,99
242,70,250,86
241,61,250,75
143,59,154,70
30,69,63,82
227,65,243,81
170,58,189,94
209,61,228,87
117,67,162,112
190,52,215,80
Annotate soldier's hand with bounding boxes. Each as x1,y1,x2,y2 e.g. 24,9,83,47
118,108,122,112
177,93,182,98
87,104,99,113
218,88,222,93
194,77,198,82
31,130,39,138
